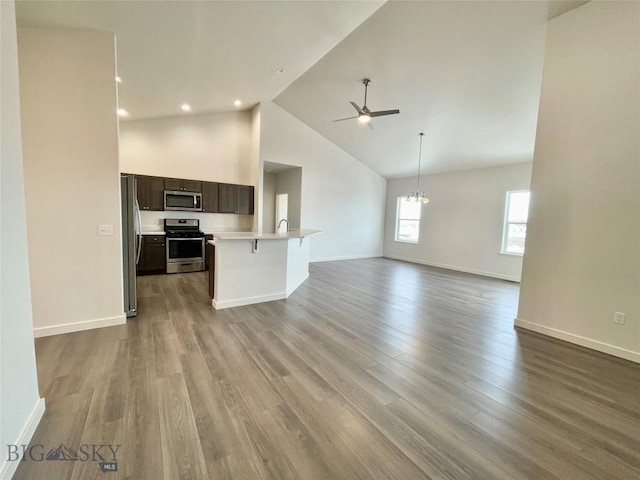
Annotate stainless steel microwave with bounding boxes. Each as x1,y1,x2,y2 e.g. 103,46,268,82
164,190,202,211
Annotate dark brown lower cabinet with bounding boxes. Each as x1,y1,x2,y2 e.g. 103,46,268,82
204,235,213,270
207,243,215,298
137,235,166,275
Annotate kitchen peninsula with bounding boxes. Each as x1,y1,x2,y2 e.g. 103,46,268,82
208,230,321,309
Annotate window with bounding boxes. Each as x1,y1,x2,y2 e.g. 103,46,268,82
395,197,421,243
502,190,530,255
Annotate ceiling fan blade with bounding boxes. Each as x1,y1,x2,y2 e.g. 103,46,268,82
349,101,364,114
332,116,359,122
369,109,400,118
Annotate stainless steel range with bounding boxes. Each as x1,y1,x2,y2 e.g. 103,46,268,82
164,219,205,273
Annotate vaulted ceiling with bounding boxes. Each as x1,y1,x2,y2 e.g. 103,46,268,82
16,0,587,178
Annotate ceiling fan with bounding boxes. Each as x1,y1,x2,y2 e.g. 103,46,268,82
333,78,400,126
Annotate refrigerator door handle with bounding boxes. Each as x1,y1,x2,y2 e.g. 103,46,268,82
135,199,142,264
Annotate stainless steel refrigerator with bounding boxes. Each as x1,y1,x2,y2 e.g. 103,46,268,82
121,174,141,317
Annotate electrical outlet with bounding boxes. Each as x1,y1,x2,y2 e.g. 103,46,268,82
613,312,626,325
98,224,113,236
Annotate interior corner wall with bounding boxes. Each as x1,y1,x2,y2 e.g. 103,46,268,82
517,1,640,362
0,2,44,478
259,102,386,261
275,168,302,229
384,162,532,281
18,27,125,337
250,105,262,232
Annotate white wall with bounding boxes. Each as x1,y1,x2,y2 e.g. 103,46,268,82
18,27,125,337
120,111,252,184
276,167,302,229
0,3,44,478
120,111,255,233
262,172,277,234
250,106,262,232
384,163,532,281
259,102,386,261
517,1,640,362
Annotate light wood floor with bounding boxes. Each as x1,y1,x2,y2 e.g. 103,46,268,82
14,258,640,480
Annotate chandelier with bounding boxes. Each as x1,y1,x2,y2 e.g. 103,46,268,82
407,132,430,204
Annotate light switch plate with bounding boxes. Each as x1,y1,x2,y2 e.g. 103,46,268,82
613,312,626,325
98,224,113,236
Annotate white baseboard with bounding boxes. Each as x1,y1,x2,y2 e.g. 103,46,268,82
33,314,126,338
515,318,640,363
0,398,45,480
213,292,287,310
286,272,309,296
383,254,521,282
212,273,310,310
310,253,381,263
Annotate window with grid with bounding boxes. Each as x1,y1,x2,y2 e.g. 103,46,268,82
395,197,421,244
502,190,530,255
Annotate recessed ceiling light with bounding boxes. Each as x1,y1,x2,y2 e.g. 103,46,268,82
117,108,129,117
275,68,285,74
181,103,191,112
115,76,122,83
233,99,242,107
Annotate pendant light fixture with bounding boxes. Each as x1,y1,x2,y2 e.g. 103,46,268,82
407,132,430,204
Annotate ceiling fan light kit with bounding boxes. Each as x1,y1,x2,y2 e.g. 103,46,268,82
407,132,430,205
333,78,400,126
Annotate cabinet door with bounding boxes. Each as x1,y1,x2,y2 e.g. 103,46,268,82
236,185,254,214
218,183,236,213
202,182,219,213
182,179,202,192
164,178,183,191
207,243,215,298
137,176,165,211
165,178,202,192
204,235,214,270
138,236,166,274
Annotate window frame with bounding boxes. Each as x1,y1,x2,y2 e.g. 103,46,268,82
501,190,530,256
394,196,421,244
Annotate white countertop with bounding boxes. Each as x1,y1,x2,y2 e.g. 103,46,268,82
210,229,322,242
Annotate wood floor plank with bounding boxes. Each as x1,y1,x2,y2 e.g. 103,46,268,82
13,258,640,480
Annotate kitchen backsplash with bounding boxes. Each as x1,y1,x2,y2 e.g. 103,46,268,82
140,210,253,233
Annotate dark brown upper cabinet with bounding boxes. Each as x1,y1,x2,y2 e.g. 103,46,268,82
201,182,219,213
136,175,165,211
218,183,254,214
164,178,202,192
236,185,254,215
218,183,236,213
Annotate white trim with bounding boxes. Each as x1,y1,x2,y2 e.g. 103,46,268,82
213,292,287,310
394,239,418,245
0,398,46,480
498,251,524,257
310,253,381,263
383,254,521,282
514,318,640,364
33,314,126,338
286,272,309,296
